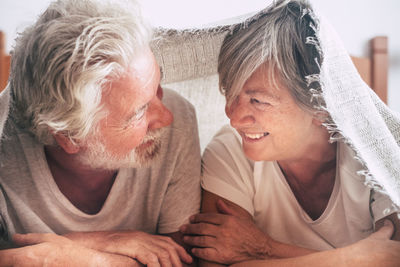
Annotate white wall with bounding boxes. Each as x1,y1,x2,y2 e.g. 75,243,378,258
1,0,399,111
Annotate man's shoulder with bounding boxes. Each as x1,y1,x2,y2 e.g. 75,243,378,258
162,89,196,128
148,89,200,169
0,117,33,185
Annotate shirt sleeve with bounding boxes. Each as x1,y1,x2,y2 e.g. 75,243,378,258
201,125,256,216
157,91,201,234
370,189,400,223
0,184,10,245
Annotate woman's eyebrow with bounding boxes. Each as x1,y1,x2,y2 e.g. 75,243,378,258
245,89,280,100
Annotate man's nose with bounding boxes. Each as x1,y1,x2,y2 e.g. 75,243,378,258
147,95,173,130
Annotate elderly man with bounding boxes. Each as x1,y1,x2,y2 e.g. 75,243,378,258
0,0,200,265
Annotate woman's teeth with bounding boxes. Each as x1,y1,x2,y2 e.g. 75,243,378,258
244,132,269,140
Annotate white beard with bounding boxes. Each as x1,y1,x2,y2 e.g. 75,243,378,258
77,128,165,170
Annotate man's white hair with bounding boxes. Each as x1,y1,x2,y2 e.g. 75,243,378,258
9,0,152,145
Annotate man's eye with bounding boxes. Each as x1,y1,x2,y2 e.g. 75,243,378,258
134,109,146,120
128,104,149,127
133,105,148,121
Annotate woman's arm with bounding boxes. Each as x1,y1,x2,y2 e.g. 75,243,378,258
183,190,315,266
184,190,400,267
232,221,400,267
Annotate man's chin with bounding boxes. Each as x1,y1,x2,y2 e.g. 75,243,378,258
79,130,164,171
134,138,162,167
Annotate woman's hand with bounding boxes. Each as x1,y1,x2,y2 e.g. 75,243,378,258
180,199,273,264
343,220,400,267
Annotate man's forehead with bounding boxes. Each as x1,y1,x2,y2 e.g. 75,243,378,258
104,52,160,115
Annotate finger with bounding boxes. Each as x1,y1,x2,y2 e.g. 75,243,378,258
180,222,219,236
372,220,394,240
188,213,226,225
183,235,216,248
154,237,183,267
134,248,161,267
191,247,219,262
138,241,175,267
158,236,192,264
100,252,141,267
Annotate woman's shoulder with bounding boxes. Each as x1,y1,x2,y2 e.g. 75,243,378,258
202,125,254,176
205,125,245,159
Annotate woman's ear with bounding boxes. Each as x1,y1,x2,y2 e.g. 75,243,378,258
312,110,329,127
53,133,80,154
312,117,324,127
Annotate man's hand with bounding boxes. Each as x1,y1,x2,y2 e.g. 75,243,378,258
66,230,193,267
0,233,138,267
180,199,273,264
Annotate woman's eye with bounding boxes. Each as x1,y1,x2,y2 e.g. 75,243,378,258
250,98,269,106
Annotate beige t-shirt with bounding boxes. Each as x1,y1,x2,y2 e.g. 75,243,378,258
202,125,396,250
0,89,201,241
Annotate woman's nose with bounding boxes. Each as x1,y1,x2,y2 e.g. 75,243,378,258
225,98,255,129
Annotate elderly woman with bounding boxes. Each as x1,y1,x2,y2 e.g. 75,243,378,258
179,0,400,266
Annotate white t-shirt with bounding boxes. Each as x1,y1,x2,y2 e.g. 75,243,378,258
202,125,396,250
0,89,201,241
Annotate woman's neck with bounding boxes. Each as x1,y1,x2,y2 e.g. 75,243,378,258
278,128,337,184
277,129,338,220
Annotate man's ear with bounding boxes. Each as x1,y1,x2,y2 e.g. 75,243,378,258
53,133,80,154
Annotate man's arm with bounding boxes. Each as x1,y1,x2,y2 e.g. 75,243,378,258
65,230,193,266
0,233,138,267
231,221,400,267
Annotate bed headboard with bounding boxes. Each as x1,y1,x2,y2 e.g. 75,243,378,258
0,31,11,93
350,36,388,103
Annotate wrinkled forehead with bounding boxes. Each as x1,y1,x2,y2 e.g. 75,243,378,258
102,48,159,108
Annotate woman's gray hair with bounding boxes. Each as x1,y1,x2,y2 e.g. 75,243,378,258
9,0,152,145
218,0,323,113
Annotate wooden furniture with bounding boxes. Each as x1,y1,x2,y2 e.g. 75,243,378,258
0,31,11,93
351,36,388,103
0,31,389,103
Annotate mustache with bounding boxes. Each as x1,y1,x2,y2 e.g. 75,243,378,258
140,127,166,144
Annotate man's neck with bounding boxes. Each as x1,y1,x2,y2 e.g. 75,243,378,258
44,145,118,214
